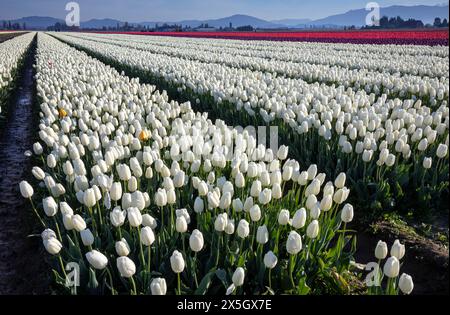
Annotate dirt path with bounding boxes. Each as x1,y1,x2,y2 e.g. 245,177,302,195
0,35,50,294
354,221,449,295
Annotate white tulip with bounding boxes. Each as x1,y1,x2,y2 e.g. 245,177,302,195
117,256,136,278
85,250,108,270
170,250,185,273
263,251,278,269
150,278,167,295
286,231,302,255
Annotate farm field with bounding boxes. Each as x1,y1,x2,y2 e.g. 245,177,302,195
0,30,448,296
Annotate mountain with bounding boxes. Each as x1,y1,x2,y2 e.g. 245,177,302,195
202,14,284,28
0,16,64,29
2,4,449,30
271,18,312,26
309,4,449,26
81,18,124,29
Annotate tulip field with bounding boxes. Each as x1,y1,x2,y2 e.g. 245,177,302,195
0,30,448,295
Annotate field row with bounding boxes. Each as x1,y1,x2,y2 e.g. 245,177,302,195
0,32,35,121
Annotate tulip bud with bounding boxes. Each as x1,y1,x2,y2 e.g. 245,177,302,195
110,206,126,227
86,250,108,270
278,209,290,225
398,273,414,295
258,188,272,205
341,204,354,223
214,213,228,232
225,219,235,235
170,250,185,273
307,164,317,180
115,238,130,256
142,213,157,229
189,229,204,252
277,145,288,160
292,208,307,229
41,228,56,241
43,196,58,217
43,237,62,255
198,181,208,196
232,267,245,286
256,225,269,244
383,256,400,278
436,143,448,158
306,220,319,238
80,228,94,246
150,278,167,295
237,219,250,239
154,189,167,207
110,182,122,201
219,192,232,209
32,166,46,180
71,214,86,231
286,231,302,255
232,198,243,212
333,187,350,204
33,142,43,155
127,207,142,227
263,251,278,269
249,204,261,222
83,188,97,208
306,194,318,210
19,181,34,198
141,226,155,246
243,196,253,212
235,172,245,188
250,180,262,197
176,216,188,233
117,256,136,278
194,196,204,213
334,172,346,189
390,239,405,260
374,240,388,260
422,157,432,169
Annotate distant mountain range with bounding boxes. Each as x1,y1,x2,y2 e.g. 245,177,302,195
2,4,448,29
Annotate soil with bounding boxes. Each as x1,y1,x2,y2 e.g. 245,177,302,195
0,32,26,44
0,35,50,295
354,220,449,295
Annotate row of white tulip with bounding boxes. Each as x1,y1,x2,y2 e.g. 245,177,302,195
61,32,449,100
72,32,449,78
0,32,35,115
50,33,449,176
20,32,369,295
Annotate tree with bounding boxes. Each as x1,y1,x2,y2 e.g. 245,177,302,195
442,18,448,27
434,17,442,27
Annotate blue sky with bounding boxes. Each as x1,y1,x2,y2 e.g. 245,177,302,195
0,0,447,21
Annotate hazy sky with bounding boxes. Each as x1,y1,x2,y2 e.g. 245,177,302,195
0,0,447,21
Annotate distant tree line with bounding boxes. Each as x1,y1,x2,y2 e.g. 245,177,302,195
362,16,448,29
1,21,26,30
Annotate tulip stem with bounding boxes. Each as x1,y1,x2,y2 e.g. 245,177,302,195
106,267,116,295
53,217,63,242
177,273,181,295
268,268,272,291
130,276,137,295
289,255,296,288
193,252,199,288
29,198,46,228
137,227,146,268
215,233,222,266
57,254,68,283
147,247,151,274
